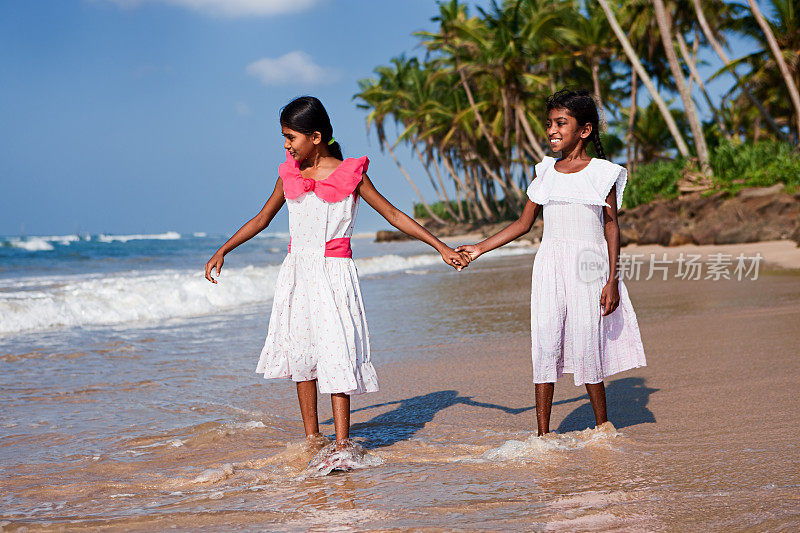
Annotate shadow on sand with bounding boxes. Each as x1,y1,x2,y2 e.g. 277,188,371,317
557,377,658,433
321,378,656,447
321,390,532,447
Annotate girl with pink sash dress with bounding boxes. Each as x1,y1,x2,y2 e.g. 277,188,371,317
255,152,378,395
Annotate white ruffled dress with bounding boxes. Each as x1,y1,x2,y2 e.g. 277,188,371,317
255,152,378,395
527,156,646,385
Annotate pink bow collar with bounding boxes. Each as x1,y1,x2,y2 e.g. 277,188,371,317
280,151,369,203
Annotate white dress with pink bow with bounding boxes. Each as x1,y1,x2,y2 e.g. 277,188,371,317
255,152,378,395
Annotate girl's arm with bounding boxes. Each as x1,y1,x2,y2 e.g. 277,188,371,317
600,187,621,316
455,200,540,261
204,178,286,283
357,174,470,270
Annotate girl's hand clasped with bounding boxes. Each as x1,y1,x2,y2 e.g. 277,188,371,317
441,248,472,271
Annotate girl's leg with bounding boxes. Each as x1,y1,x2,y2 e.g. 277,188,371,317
296,380,320,437
535,382,555,436
585,381,608,427
330,393,351,446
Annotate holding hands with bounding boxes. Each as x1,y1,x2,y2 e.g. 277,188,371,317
454,243,484,262
437,242,485,271
440,246,473,271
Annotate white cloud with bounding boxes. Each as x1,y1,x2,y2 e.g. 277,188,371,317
235,101,252,116
246,51,339,86
99,0,319,17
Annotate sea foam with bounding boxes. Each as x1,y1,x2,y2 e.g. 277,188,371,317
0,245,534,335
482,423,620,461
0,263,281,334
97,231,181,243
6,237,56,251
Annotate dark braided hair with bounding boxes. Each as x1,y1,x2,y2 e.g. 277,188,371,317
545,89,606,160
279,96,343,160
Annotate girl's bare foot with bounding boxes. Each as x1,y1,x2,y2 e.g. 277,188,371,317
304,432,329,451
334,437,354,451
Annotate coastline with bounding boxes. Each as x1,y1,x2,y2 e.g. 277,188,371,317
401,226,800,271
377,183,800,271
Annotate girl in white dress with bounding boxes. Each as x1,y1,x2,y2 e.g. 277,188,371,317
205,96,469,452
457,89,646,435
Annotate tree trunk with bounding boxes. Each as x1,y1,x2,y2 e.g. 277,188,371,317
591,56,603,110
382,140,446,225
413,145,445,203
442,153,479,220
754,114,762,142
676,32,730,140
652,0,712,177
691,0,786,140
467,163,495,220
515,116,534,195
473,151,524,203
515,104,547,159
626,67,638,171
746,0,800,144
413,145,459,220
596,0,691,157
457,66,507,167
501,88,512,157
430,152,464,221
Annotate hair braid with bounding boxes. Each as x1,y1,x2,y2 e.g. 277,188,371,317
591,131,606,160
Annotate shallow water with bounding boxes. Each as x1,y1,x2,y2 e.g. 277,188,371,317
2,248,800,530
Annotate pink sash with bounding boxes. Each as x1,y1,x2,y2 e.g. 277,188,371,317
287,237,352,258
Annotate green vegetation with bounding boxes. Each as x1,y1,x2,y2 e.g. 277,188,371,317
413,201,469,221
710,140,800,193
624,140,800,209
356,0,800,221
624,159,685,208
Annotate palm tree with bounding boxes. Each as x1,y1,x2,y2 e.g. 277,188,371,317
745,0,800,143
691,0,786,140
626,100,688,162
355,58,447,224
596,0,691,158
566,1,619,110
676,31,731,139
652,0,712,180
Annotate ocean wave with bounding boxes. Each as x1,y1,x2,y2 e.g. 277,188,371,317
481,423,620,461
96,231,181,243
1,232,187,250
3,233,87,251
0,245,534,335
252,231,289,240
5,237,56,251
0,263,281,335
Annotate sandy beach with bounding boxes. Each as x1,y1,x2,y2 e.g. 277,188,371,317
2,239,799,531
623,239,800,270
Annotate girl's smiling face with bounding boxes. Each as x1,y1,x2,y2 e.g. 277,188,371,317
546,108,592,154
282,125,321,162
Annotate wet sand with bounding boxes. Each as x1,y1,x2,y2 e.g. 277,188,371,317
2,252,799,531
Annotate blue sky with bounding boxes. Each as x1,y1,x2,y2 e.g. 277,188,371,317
0,0,760,236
